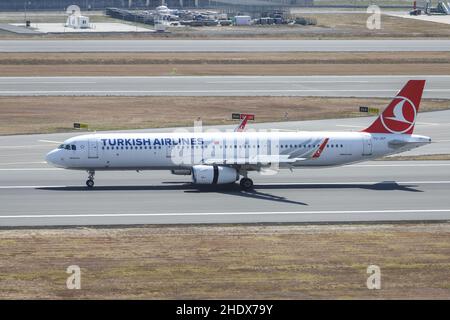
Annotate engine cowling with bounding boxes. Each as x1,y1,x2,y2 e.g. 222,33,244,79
191,165,239,185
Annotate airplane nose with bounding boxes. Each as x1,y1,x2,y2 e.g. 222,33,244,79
46,149,63,167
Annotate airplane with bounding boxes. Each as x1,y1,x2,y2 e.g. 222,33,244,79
46,80,431,190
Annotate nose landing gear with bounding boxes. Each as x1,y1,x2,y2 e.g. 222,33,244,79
86,170,95,188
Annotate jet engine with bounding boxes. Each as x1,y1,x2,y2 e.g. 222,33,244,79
191,165,239,185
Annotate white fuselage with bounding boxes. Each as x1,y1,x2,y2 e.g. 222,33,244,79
46,131,431,171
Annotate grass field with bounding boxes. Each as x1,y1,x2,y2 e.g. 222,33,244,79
0,96,448,135
1,223,449,299
1,52,450,76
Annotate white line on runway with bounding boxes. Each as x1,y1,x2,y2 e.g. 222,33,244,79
38,140,62,144
0,82,98,84
206,80,372,84
0,161,46,165
335,125,365,128
0,180,449,189
416,122,440,126
256,181,450,185
2,89,450,94
0,144,60,149
0,153,42,157
351,163,450,167
0,168,60,171
1,209,450,219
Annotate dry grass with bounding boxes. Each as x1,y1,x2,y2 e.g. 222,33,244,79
0,96,449,135
3,52,450,63
2,63,450,76
2,52,450,76
301,13,450,38
0,223,449,299
2,52,449,76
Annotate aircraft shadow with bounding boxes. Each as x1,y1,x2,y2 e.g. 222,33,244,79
36,181,421,207
37,181,422,193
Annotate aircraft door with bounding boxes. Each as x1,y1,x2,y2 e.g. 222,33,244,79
362,135,373,156
88,138,99,158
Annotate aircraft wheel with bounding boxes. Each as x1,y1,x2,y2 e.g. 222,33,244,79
240,178,253,190
86,179,94,188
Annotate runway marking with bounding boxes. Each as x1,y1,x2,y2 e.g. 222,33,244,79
2,89,450,94
0,180,449,189
256,181,450,186
0,161,46,165
0,144,59,149
0,168,60,171
335,125,365,128
0,152,43,157
0,82,97,85
38,140,62,144
416,122,440,126
206,80,372,84
350,163,450,167
1,209,450,219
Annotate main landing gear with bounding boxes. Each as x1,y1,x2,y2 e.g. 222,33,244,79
239,177,254,191
86,170,95,188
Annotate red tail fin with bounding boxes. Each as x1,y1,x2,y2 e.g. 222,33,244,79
363,80,425,135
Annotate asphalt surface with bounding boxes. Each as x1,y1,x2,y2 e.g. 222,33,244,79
1,75,450,98
1,40,450,52
1,110,449,227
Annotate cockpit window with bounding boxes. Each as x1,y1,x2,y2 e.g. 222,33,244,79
59,144,76,150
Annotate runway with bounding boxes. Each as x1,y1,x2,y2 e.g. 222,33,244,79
1,162,449,227
1,40,450,52
0,110,449,227
2,75,450,98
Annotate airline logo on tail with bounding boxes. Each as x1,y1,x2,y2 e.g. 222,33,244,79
363,80,425,135
380,96,416,134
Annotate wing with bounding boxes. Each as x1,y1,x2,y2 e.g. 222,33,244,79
203,138,329,166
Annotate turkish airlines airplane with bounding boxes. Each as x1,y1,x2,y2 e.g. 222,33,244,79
46,80,431,190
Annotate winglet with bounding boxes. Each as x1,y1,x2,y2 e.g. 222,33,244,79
312,138,329,159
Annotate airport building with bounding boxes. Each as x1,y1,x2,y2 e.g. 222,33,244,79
0,0,314,11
